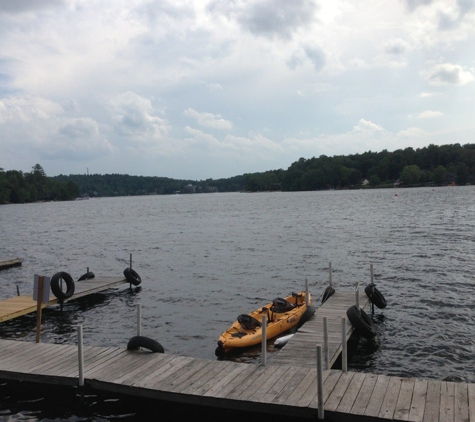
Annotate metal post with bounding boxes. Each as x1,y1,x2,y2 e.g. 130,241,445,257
341,317,347,372
370,263,374,284
305,278,309,306
316,345,324,420
137,303,142,336
323,317,329,369
261,313,267,366
35,275,44,343
355,281,360,309
77,325,84,387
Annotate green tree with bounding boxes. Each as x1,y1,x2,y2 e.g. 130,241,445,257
432,165,447,186
400,165,422,185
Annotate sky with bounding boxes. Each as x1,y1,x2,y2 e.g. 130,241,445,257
0,0,474,181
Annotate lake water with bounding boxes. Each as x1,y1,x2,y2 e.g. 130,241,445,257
1,187,475,419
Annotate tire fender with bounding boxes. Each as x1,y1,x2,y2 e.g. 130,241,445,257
346,305,377,339
321,286,335,304
123,267,142,286
127,336,164,353
50,272,75,300
78,271,95,281
365,284,387,309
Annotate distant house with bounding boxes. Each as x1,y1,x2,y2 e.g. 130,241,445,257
362,179,369,186
184,184,196,193
394,179,401,187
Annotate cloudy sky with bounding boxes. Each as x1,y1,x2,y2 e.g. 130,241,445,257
0,0,474,180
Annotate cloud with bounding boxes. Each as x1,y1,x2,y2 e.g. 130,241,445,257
423,63,474,85
183,108,233,130
384,38,412,55
403,0,434,12
413,110,444,119
0,0,64,14
303,45,326,71
235,0,319,40
110,91,170,145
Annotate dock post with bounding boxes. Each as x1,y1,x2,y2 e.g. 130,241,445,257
370,263,375,314
35,275,45,343
316,345,324,420
355,281,360,309
137,303,142,336
341,317,348,372
261,313,267,366
323,316,329,369
305,278,309,306
77,325,84,387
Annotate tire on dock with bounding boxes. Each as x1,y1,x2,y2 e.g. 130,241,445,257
127,336,164,353
123,267,142,286
321,285,335,304
77,271,95,281
346,305,377,339
50,272,75,300
364,284,387,309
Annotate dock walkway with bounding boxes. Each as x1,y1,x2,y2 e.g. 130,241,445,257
0,276,129,323
0,289,472,421
0,337,473,421
270,290,369,368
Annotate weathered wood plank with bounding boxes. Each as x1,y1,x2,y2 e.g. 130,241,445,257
325,371,355,412
393,377,415,421
423,379,441,422
378,376,402,420
336,371,366,414
440,381,455,422
364,374,391,418
350,372,378,416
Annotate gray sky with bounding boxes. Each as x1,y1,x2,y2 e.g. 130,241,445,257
0,0,474,180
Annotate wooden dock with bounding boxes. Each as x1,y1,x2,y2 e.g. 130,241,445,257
1,288,473,421
0,257,23,270
0,276,129,323
0,336,473,421
270,290,370,368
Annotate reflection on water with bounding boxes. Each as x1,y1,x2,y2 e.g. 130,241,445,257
2,187,475,419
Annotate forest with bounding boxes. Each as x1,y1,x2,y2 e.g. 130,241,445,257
1,143,474,204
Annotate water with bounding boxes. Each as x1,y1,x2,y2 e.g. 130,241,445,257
1,187,475,419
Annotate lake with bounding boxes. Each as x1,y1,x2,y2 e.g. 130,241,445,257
1,186,475,419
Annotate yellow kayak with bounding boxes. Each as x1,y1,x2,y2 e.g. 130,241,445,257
215,291,313,355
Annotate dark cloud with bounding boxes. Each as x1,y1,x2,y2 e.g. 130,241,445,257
304,45,325,71
438,0,474,30
0,0,64,14
236,0,319,40
403,0,433,12
385,39,408,55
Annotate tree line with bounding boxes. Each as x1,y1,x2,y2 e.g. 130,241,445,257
1,143,474,204
0,164,79,204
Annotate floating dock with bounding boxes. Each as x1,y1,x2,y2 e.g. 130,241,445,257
0,257,23,271
0,276,130,323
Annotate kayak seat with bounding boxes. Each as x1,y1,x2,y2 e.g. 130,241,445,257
271,297,295,313
237,314,262,330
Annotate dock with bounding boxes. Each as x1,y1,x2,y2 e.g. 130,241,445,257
0,276,130,323
0,288,472,421
270,290,370,368
0,257,23,270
